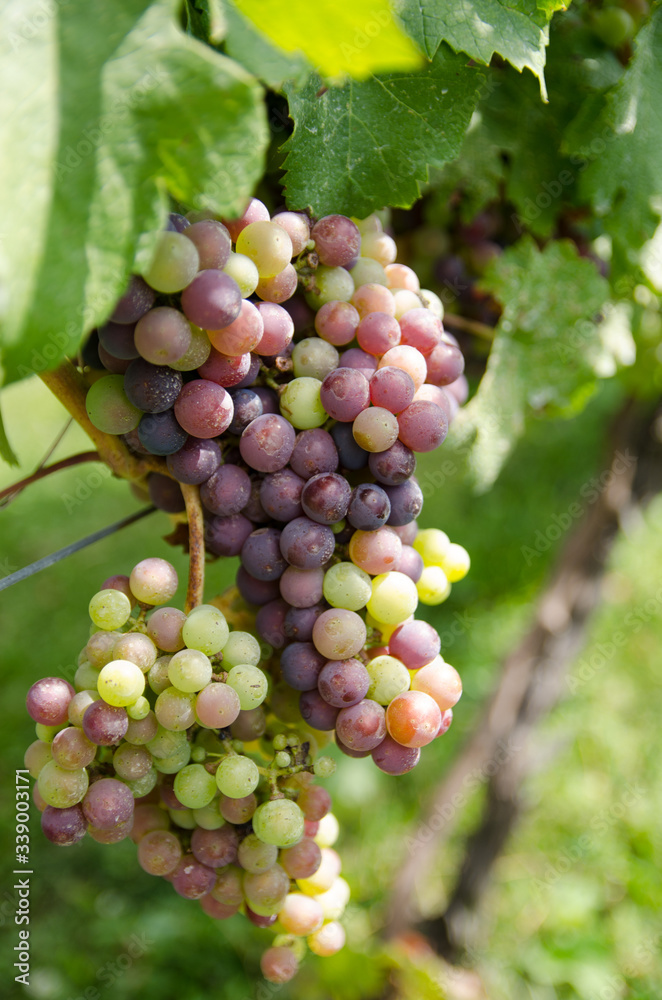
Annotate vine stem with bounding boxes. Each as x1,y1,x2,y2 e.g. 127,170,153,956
0,451,101,502
181,483,205,612
443,313,495,341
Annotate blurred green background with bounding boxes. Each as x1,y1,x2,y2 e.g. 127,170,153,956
1,373,660,1000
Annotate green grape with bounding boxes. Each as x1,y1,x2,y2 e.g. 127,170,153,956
97,659,145,707
413,527,450,566
148,656,172,695
173,763,217,809
279,377,327,430
236,221,293,279
223,252,259,297
366,654,411,704
126,695,150,720
292,338,339,381
419,288,443,318
35,723,67,743
272,733,288,752
215,754,260,798
37,760,88,808
88,589,132,630
416,566,451,606
193,799,225,830
243,863,291,915
167,648,212,693
74,661,99,692
252,799,304,849
221,631,261,668
146,725,189,759
85,376,142,434
323,562,372,612
168,807,197,829
182,606,229,656
24,740,52,778
237,833,278,874
305,265,354,309
274,751,291,769
124,768,158,798
191,745,206,763
349,257,388,287
153,743,191,774
67,690,100,728
169,325,211,371
226,664,268,710
366,571,418,625
155,686,196,731
143,231,200,293
313,756,336,778
440,543,470,582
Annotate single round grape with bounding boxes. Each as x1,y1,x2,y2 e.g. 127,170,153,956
385,479,424,526
167,648,212,693
292,337,339,381
111,274,156,324
411,657,462,711
311,215,360,268
356,311,401,356
279,516,335,570
297,785,332,823
138,829,182,876
290,428,339,479
416,565,451,605
219,792,257,824
323,562,372,612
86,375,142,434
130,558,178,606
367,571,418,625
280,641,326,692
368,440,416,486
98,320,139,361
137,407,189,456
320,367,370,422
221,250,259,297
210,864,244,906
350,257,388,288
254,301,294,355
305,265,354,309
51,727,97,770
315,300,360,346
243,863,291,916
330,422,368,471
308,920,346,956
180,269,242,330
385,262,420,292
386,690,442,748
361,230,397,266
208,298,264,357
37,761,89,808
168,806,197,828
221,631,261,668
284,602,328,643
281,838,322,879
198,346,251,387
312,608,367,660
147,609,186,653
260,469,305,522
145,725,188,760
237,833,278,874
299,690,339,730
195,683,241,730
41,803,87,846
393,288,422,319
347,483,391,532
82,701,128,745
353,406,399,453
236,221,293,279
236,565,281,606
366,654,411,704
336,698,386,751
97,659,145,707
317,658,370,707
172,855,216,899
301,472,351,526
216,754,260,798
314,812,340,847
122,713,157,750
173,763,217,809
88,589,132,631
252,799,305,849
143,230,199,292
112,742,152,781
379,344,427,390
206,514,254,558
279,566,324,609
441,542,471,581
240,413,296,473
134,307,192,366
182,606,229,656
389,619,441,669
241,527,287,582
278,892,324,935
271,210,310,255
369,365,416,414
226,664,268,710
425,340,465,385
26,677,74,726
155,686,196,730
397,400,448,453
113,633,157,672
24,740,53,778
174,379,234,438
280,377,327,430
261,946,299,984
184,219,231,269
82,777,133,829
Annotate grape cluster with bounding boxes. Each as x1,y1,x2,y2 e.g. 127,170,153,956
24,559,349,984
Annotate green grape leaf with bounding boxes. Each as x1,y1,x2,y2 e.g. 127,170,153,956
564,4,662,254
0,0,268,387
184,0,227,43
223,2,310,89
229,0,422,79
395,0,553,98
282,49,485,217
451,238,611,491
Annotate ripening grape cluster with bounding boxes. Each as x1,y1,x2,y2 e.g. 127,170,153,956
24,559,349,984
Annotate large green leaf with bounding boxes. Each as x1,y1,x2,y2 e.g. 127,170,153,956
0,0,268,387
282,49,485,217
228,0,422,80
223,2,310,89
564,4,662,255
451,238,612,491
396,0,556,98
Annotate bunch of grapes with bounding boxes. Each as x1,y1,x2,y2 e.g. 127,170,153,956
25,558,349,983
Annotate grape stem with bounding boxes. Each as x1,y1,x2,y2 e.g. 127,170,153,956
181,483,205,612
0,450,101,503
442,312,495,341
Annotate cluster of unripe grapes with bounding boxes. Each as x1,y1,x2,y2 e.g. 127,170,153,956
25,559,349,984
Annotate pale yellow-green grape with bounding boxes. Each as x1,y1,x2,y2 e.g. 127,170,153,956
360,231,397,266
420,287,444,318
416,566,451,606
323,562,372,612
280,377,327,429
413,528,451,566
366,571,418,625
393,289,422,319
34,723,66,744
215,754,260,798
167,648,213,693
124,768,158,799
351,213,382,237
168,807,197,829
154,687,196,731
89,589,132,630
193,799,225,830
173,763,217,809
236,221,293,279
305,266,354,309
143,230,200,293
292,338,339,381
365,654,411,705
223,252,259,297
226,664,268,710
126,695,150,720
252,799,304,848
97,659,145,707
307,920,346,956
37,760,88,808
24,740,52,778
221,631,261,668
440,542,471,582
169,325,211,371
153,742,192,774
349,257,388,287
182,605,229,656
313,876,351,921
314,813,339,848
74,661,99,692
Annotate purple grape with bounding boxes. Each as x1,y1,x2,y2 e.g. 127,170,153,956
279,517,335,568
82,778,134,830
260,469,305,522
398,544,424,582
241,528,287,581
339,347,378,378
280,642,326,691
289,429,339,479
397,400,448,453
240,414,296,473
228,389,263,436
299,690,339,731
180,269,242,330
172,855,216,899
138,410,188,456
124,427,151,455
243,478,271,523
255,599,289,648
317,658,370,707
252,386,279,414
230,707,267,740
320,368,370,422
198,348,251,388
246,907,278,928
368,441,416,485
369,366,415,413
233,353,262,389
300,473,351,526
148,473,185,513
41,804,87,846
98,344,131,374
167,438,222,485
372,735,421,774
279,566,324,608
98,322,139,360
426,341,465,386
26,678,74,726
110,275,156,325
166,213,190,232
236,566,281,606
205,513,253,556
389,620,441,670
174,380,234,438
311,215,361,268
191,826,239,868
330,422,368,470
184,220,232,270
336,699,386,750
200,465,251,515
384,479,423,526
283,602,328,642
124,359,183,412
336,737,371,759
347,483,391,531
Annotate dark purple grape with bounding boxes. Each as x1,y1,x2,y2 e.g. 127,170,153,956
180,270,242,330
243,478,271,523
300,473,351,526
255,599,289,648
372,735,420,775
280,642,326,691
167,213,190,233
241,528,287,581
260,469,304,522
81,330,101,369
167,438,222,485
138,410,188,456
317,658,371,707
200,465,251,515
320,368,370,422
110,275,156,325
330,422,368,470
246,907,278,928
347,483,391,531
279,517,335,569
299,690,339,731
41,804,87,846
368,441,416,485
283,602,328,642
98,344,131,373
236,566,281,606
289,429,339,479
228,389,263,436
147,473,185,513
124,359,183,412
124,427,151,455
384,480,423,526
98,322,139,361
205,514,253,556
82,778,134,830
233,353,262,389
252,386,279,414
